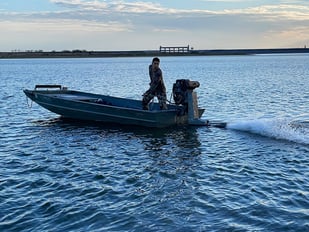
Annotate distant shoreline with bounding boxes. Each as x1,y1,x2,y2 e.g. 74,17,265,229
0,48,308,59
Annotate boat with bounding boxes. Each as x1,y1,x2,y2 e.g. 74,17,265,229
24,79,224,128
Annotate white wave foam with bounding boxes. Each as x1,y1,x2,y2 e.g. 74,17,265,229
226,118,309,145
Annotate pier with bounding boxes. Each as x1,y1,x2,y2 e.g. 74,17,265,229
159,45,190,53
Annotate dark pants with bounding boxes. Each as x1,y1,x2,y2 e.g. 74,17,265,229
142,90,167,110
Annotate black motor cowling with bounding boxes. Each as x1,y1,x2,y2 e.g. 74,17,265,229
172,79,200,105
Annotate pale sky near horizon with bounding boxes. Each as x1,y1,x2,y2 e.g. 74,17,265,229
0,0,308,51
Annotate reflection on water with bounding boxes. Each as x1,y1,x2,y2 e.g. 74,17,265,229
20,117,207,231
33,117,202,152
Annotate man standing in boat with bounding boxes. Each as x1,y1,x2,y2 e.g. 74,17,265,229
142,57,167,110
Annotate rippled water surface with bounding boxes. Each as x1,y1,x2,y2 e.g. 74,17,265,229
1,55,309,231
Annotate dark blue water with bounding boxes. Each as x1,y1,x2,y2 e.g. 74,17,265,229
1,55,308,231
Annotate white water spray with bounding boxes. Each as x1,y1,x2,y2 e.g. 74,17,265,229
226,118,309,145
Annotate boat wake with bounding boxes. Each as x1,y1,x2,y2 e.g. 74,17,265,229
226,118,309,145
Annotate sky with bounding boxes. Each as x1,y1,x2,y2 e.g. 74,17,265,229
0,0,308,51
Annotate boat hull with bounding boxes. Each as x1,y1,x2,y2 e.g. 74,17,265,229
24,89,204,128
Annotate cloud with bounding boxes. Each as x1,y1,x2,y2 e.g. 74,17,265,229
205,0,250,1
50,0,168,14
0,19,132,32
47,0,309,22
236,4,309,21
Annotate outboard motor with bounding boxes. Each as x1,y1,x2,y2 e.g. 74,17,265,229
172,79,205,125
173,79,200,105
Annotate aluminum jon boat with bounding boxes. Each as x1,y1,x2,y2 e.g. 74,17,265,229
24,79,225,128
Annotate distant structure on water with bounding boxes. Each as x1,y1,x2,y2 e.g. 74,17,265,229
159,45,191,53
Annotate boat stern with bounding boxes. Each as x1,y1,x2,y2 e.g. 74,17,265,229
172,79,206,125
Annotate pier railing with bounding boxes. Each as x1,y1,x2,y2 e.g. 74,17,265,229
159,45,190,53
